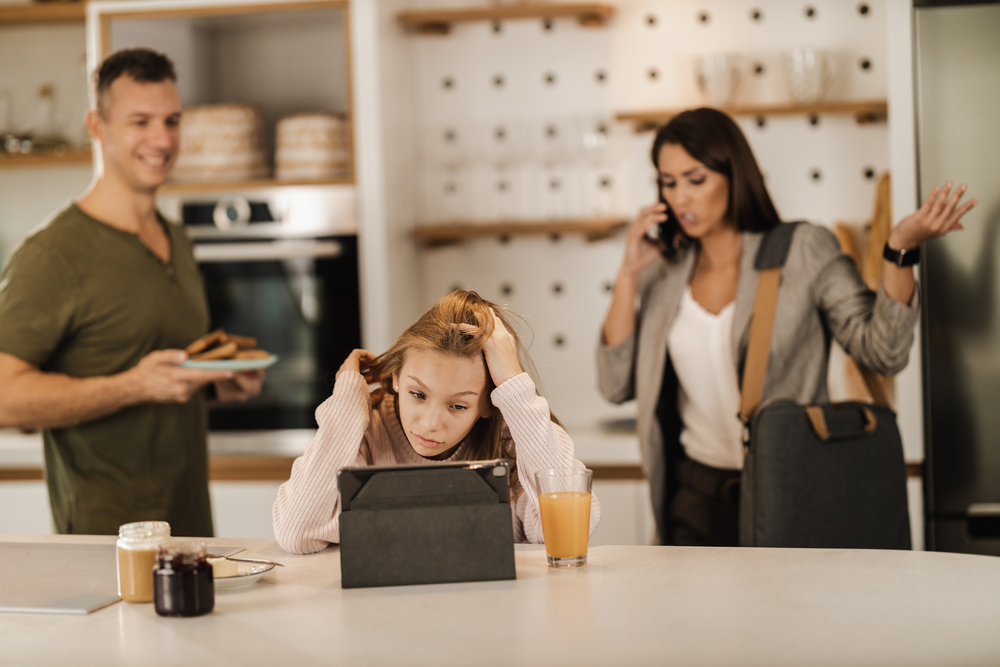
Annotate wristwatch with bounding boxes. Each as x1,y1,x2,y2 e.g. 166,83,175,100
883,241,921,267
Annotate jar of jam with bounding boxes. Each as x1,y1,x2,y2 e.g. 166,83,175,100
117,521,171,603
153,541,214,617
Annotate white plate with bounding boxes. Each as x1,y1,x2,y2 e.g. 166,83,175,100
213,562,276,590
181,355,278,371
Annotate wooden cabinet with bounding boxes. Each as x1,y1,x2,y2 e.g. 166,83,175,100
0,3,85,26
0,6,90,171
89,0,354,193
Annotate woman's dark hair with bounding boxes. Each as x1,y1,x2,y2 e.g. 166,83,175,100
651,107,781,257
93,48,177,117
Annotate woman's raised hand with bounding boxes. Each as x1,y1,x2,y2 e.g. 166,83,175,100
336,349,375,379
889,182,977,249
620,202,668,279
457,308,523,388
601,203,668,348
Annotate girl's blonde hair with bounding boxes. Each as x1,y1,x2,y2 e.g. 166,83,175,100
367,290,550,490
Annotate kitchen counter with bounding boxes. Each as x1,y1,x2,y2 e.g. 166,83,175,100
0,427,650,543
0,426,646,478
2,534,999,666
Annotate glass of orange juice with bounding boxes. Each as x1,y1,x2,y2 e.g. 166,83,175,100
536,468,593,568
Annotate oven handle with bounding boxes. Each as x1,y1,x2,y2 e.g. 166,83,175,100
193,240,343,263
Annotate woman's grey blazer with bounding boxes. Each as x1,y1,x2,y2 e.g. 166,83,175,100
596,222,920,543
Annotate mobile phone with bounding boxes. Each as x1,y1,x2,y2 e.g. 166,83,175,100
653,191,680,243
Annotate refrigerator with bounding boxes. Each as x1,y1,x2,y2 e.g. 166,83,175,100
916,0,1000,554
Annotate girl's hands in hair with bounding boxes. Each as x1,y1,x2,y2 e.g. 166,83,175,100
457,308,523,388
620,202,668,280
336,349,376,380
889,182,977,249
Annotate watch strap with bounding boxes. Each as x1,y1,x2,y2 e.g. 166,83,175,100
883,241,920,267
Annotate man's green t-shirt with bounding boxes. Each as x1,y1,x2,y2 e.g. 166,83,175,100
0,203,214,536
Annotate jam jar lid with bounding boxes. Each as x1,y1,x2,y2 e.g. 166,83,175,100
157,541,208,569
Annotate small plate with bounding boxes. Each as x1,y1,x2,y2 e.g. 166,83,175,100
214,562,276,590
181,355,278,371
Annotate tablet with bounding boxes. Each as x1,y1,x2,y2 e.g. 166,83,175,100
337,459,516,588
337,459,511,511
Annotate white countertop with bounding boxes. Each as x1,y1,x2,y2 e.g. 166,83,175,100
2,534,999,666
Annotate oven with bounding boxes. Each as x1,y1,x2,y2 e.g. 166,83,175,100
181,192,361,432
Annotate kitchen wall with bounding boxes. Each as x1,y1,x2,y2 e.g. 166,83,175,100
375,0,897,427
0,21,92,260
0,2,911,427
0,0,926,545
364,0,925,546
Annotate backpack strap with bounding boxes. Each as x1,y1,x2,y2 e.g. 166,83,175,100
754,220,800,270
738,266,782,423
738,221,890,426
737,223,800,423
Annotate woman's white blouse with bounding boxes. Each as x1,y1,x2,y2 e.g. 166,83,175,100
667,286,744,470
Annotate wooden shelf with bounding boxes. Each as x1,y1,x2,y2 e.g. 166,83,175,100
414,218,627,246
0,2,86,26
159,175,354,195
0,147,92,169
616,100,889,132
398,2,614,35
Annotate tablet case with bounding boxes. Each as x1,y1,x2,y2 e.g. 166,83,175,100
338,460,517,588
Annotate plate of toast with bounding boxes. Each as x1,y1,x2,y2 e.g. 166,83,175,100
181,329,278,370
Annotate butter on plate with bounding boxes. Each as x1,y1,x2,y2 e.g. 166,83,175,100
208,556,239,578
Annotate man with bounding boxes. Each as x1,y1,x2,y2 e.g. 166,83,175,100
0,48,262,536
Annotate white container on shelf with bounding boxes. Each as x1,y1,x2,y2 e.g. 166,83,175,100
171,103,268,182
782,48,835,103
275,111,350,181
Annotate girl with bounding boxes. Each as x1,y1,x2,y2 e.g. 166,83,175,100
274,290,601,555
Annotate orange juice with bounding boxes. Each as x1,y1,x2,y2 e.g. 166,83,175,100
539,491,591,558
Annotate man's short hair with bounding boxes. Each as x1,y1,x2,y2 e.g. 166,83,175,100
93,48,177,116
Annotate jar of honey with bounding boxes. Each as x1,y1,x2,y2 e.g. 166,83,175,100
117,521,171,603
153,541,214,617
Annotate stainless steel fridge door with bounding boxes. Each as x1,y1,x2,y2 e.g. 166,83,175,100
915,0,1000,552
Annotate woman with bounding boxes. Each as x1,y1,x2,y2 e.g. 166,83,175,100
275,290,600,554
598,108,975,546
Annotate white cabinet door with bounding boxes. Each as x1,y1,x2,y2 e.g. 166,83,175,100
210,481,283,539
589,479,654,547
0,482,53,535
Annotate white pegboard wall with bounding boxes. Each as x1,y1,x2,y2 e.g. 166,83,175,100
418,232,634,428
610,0,887,110
408,0,889,228
392,0,892,427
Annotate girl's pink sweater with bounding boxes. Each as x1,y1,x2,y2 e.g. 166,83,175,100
273,371,601,554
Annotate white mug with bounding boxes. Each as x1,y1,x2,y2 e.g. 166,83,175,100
782,49,835,103
695,54,743,108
